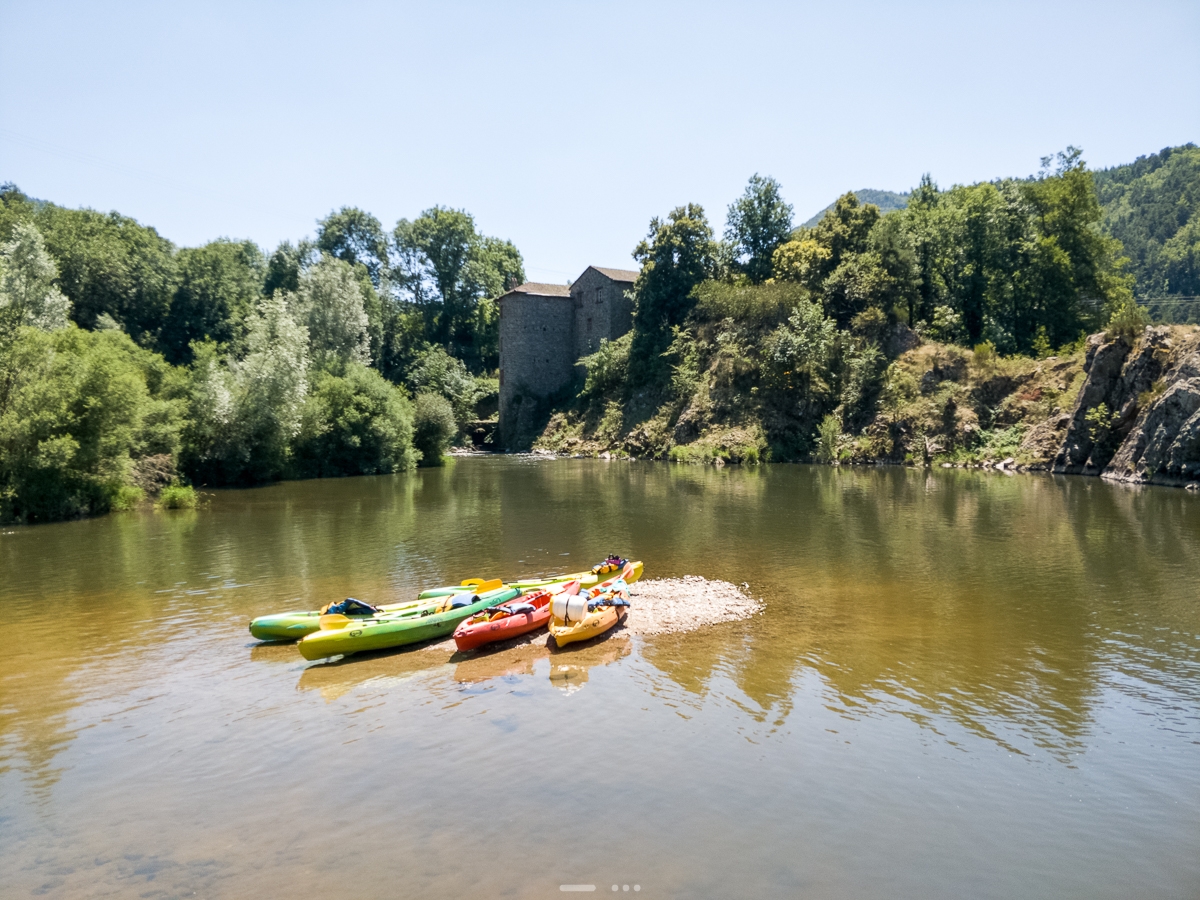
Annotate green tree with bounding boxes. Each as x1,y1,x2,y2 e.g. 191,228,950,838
160,239,265,363
392,207,524,369
411,391,456,466
181,296,309,485
629,204,718,386
263,239,317,298
33,205,177,344
317,207,389,288
725,174,793,284
0,221,71,333
1094,143,1200,304
287,254,372,370
292,362,416,477
0,326,184,522
761,299,837,400
404,344,487,427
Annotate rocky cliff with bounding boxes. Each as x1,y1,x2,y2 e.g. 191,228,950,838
1055,326,1200,487
532,322,1200,490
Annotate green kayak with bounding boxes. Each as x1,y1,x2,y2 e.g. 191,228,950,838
297,586,522,661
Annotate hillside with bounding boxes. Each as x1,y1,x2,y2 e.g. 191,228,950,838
1093,143,1200,322
801,189,909,228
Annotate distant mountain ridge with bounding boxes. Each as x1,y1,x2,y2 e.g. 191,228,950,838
802,189,910,228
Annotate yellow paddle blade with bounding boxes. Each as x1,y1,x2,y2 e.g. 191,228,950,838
476,578,502,593
318,614,351,630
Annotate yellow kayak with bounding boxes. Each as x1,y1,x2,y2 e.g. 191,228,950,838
548,564,634,648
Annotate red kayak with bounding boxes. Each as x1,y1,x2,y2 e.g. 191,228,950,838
452,588,556,652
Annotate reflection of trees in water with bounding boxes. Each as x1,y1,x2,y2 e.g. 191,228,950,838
3,459,1199,792
639,466,1200,760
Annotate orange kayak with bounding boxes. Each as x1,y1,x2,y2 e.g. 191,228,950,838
452,589,554,652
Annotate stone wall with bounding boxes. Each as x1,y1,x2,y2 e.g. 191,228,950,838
498,289,575,446
498,268,637,448
571,267,635,360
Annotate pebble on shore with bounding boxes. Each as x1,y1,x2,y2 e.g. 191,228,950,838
624,576,762,635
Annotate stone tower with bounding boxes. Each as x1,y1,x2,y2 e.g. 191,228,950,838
498,266,637,446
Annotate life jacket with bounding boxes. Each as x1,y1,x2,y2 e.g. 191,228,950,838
591,555,628,575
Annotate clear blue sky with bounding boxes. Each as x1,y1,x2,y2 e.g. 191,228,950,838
2,1,1197,284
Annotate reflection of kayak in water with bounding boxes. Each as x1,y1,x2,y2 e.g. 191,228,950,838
453,649,541,684
547,564,634,648
549,637,631,693
296,648,446,701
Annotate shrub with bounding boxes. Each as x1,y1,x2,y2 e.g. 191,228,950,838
405,344,488,427
973,341,997,368
815,413,843,463
111,485,146,510
412,392,456,466
580,332,631,399
156,483,198,509
292,363,417,478
0,325,185,523
692,281,808,326
1105,298,1149,342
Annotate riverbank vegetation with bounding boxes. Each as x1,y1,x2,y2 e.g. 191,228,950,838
3,144,1197,522
0,188,521,522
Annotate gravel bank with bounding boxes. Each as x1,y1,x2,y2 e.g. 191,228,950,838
624,576,762,635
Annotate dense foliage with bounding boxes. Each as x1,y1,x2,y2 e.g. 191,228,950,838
544,151,1152,462
0,183,523,522
1093,144,1200,322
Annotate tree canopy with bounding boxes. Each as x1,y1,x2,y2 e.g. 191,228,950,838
725,174,793,284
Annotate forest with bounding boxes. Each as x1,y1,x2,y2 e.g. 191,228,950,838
0,190,522,522
1,144,1197,522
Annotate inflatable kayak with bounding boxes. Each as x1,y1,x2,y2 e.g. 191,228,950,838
548,565,633,648
452,588,556,652
297,586,522,661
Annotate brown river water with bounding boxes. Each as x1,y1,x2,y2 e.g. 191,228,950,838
2,457,1199,899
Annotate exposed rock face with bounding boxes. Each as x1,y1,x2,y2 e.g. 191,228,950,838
1054,326,1200,487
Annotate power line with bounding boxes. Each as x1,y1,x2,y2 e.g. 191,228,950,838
1079,296,1200,308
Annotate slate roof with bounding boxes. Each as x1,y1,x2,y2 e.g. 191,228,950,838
591,266,639,283
500,282,572,299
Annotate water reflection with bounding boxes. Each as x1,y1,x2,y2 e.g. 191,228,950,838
547,637,632,694
293,630,635,701
2,460,1199,784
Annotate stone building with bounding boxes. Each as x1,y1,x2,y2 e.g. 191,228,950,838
498,265,637,446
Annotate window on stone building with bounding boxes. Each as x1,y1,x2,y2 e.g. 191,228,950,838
587,317,592,332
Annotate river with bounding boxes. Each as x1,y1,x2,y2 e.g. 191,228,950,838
2,457,1198,899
